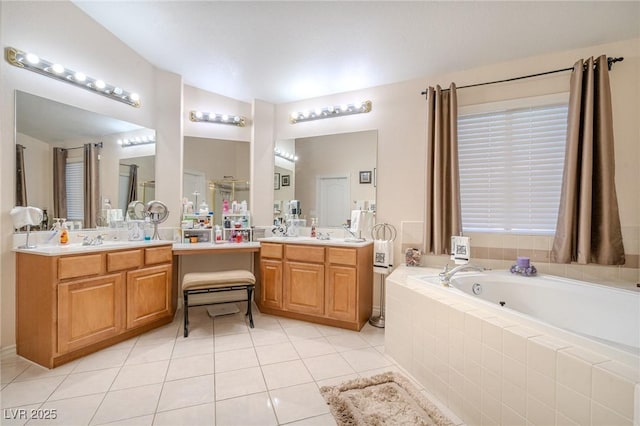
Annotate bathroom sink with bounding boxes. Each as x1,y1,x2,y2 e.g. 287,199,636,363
343,237,367,243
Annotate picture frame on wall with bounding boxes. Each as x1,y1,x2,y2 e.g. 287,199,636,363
274,173,280,190
281,175,290,187
359,170,372,184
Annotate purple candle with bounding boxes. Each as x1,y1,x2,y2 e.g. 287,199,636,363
516,256,530,268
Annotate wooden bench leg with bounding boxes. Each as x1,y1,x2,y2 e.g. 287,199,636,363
246,285,254,328
183,291,189,337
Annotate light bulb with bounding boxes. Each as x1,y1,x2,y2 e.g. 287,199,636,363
302,110,310,118
74,72,86,82
290,112,298,121
94,80,106,89
222,114,229,121
234,116,240,122
315,108,322,116
340,104,348,112
294,156,299,161
195,111,203,119
117,139,123,145
51,63,65,74
129,93,140,102
113,87,123,95
25,53,39,64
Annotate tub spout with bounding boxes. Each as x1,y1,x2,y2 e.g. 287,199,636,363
439,263,485,286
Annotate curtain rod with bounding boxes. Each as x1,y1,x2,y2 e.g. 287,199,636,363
62,142,103,151
420,56,624,97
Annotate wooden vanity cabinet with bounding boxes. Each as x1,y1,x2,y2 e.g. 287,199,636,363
16,244,174,368
257,242,373,330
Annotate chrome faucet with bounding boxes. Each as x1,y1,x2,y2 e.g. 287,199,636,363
439,263,484,286
81,234,104,246
343,225,364,241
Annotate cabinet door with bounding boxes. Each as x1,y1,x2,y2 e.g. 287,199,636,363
284,262,325,315
260,259,283,309
126,264,172,329
326,265,357,322
58,274,124,354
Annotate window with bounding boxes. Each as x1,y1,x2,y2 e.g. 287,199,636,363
457,94,568,234
65,160,84,222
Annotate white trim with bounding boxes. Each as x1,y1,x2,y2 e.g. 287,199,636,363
0,344,17,360
459,92,570,116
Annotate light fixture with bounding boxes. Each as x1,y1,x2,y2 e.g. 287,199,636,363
118,134,156,147
189,110,246,127
289,100,372,124
5,47,141,107
274,148,298,162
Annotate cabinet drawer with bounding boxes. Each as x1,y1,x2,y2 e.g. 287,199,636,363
286,245,324,263
328,247,357,266
107,249,142,272
58,254,103,280
144,246,172,265
261,243,283,259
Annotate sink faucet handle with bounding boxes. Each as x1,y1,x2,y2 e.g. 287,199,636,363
442,263,451,273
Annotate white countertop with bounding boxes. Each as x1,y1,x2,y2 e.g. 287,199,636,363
258,236,373,247
13,239,174,256
172,242,261,251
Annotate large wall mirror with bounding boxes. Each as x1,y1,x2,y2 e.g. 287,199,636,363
15,91,156,231
183,136,250,226
274,130,377,228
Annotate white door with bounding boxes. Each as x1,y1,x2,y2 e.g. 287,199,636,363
317,176,349,227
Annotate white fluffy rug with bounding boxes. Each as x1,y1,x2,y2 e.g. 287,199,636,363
320,371,455,426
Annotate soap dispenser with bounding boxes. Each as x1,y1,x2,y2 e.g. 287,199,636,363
59,219,69,245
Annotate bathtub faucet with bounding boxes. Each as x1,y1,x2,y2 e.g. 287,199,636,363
439,263,485,286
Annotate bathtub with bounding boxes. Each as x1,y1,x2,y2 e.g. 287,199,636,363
385,266,640,425
429,270,640,356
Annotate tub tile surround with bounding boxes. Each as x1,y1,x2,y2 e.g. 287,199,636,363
386,266,640,426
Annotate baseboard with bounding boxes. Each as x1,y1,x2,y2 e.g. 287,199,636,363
0,344,17,360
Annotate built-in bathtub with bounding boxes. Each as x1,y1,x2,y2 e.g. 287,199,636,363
385,266,640,426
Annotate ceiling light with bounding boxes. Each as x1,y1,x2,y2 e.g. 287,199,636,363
189,110,247,127
5,46,141,107
120,134,156,148
290,100,372,124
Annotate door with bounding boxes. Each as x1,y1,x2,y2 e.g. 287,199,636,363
57,274,124,353
126,264,172,329
317,176,349,227
284,261,325,315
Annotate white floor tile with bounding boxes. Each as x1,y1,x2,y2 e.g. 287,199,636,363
214,317,249,336
157,374,215,412
249,316,284,331
215,392,278,426
111,360,169,391
315,373,360,388
0,403,41,426
269,383,329,424
125,342,175,366
73,348,131,373
13,361,76,382
291,337,336,358
0,360,31,385
285,413,338,426
249,329,290,347
303,354,356,381
97,414,153,425
284,326,322,341
325,333,370,352
340,347,394,372
215,348,259,372
255,342,300,365
152,402,215,426
261,360,314,390
135,324,180,347
215,367,266,401
0,375,66,408
214,333,254,352
165,354,214,382
49,368,119,401
91,383,163,424
171,336,214,359
29,393,104,425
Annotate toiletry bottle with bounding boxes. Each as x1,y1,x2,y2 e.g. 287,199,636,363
311,218,317,238
215,225,222,243
59,219,69,245
41,209,49,230
144,217,152,240
241,200,247,214
223,199,229,213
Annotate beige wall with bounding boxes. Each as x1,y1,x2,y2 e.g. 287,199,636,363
1,0,637,352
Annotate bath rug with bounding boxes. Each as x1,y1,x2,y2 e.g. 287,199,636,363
320,371,455,426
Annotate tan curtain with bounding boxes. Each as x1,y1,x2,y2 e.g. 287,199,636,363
16,144,27,207
53,147,68,219
83,143,101,228
425,83,462,254
127,164,138,205
551,56,625,265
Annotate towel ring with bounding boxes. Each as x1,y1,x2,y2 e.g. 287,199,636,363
371,223,396,242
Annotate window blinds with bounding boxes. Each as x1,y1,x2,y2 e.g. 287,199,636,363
65,161,84,222
458,103,568,234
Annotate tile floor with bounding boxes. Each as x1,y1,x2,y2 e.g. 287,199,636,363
1,305,463,425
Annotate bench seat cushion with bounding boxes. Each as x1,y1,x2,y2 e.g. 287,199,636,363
182,270,256,291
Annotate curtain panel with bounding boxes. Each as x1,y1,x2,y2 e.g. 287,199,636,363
83,143,101,228
16,144,27,207
53,147,68,219
425,84,462,255
127,164,138,206
551,55,625,265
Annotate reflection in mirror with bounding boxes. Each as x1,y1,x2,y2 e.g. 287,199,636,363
15,91,156,231
183,136,250,226
118,155,156,212
274,130,377,228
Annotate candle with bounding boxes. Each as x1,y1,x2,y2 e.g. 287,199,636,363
516,256,530,268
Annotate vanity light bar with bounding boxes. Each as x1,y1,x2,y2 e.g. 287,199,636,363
289,100,372,124
118,135,156,147
274,148,298,162
189,111,246,127
5,47,141,108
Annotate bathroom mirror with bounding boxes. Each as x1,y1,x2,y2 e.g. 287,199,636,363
274,130,377,228
118,155,156,211
182,136,250,226
15,91,156,231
